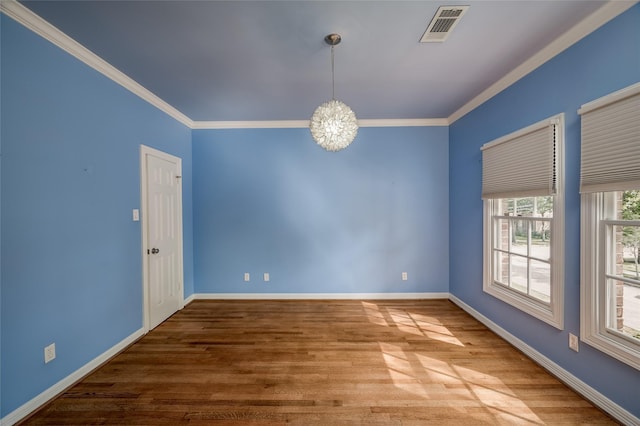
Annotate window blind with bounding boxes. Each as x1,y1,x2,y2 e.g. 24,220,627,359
481,118,557,200
579,82,640,193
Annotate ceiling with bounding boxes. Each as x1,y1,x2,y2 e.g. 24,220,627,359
17,1,615,122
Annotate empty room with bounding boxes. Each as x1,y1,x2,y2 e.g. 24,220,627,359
1,1,639,424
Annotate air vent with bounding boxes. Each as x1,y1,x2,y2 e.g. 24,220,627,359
420,5,469,43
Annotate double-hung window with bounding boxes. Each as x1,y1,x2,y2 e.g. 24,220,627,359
580,82,640,370
482,114,564,329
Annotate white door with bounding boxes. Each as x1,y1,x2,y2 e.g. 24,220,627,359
141,145,184,330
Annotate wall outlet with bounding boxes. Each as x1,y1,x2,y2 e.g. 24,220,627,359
44,343,56,363
244,273,250,282
569,333,579,352
401,272,408,281
263,273,270,282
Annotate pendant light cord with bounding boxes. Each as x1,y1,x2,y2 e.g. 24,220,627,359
331,45,335,100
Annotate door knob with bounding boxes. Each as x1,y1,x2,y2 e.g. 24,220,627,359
151,248,160,254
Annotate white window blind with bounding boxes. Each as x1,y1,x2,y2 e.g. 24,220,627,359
579,82,640,193
481,117,558,200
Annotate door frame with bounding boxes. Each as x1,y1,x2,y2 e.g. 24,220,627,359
140,144,185,332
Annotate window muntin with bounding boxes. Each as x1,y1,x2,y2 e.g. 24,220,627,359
490,197,553,304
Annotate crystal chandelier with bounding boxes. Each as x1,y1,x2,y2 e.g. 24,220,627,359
310,34,358,152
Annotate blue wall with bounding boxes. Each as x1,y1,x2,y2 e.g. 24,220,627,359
193,127,449,294
0,15,193,416
449,5,640,417
2,1,639,422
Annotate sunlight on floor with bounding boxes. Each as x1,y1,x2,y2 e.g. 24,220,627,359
361,301,464,346
381,344,544,424
368,302,545,425
362,301,390,327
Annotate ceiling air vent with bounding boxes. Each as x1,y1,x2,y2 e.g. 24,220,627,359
420,5,469,43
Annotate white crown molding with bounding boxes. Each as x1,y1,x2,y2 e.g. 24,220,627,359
358,118,449,127
449,295,639,426
0,328,145,426
448,0,639,124
192,120,310,129
192,118,448,129
0,0,194,128
187,292,450,300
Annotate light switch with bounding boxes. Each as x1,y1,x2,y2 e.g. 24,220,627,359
132,209,140,221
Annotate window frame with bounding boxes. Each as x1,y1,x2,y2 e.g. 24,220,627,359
580,192,640,371
482,114,565,329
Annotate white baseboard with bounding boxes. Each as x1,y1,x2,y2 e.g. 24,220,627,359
187,292,450,300
448,295,639,426
1,328,145,426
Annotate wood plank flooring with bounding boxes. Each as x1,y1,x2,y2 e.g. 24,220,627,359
21,300,617,425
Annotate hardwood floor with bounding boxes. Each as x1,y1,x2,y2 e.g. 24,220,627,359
21,300,616,425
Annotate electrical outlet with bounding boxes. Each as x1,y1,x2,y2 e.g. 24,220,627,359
44,343,56,363
401,272,408,281
244,273,250,282
569,333,579,352
263,273,270,282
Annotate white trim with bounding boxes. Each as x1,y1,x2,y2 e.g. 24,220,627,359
0,328,145,426
580,193,601,346
192,118,448,130
192,120,309,129
140,146,150,332
358,118,449,128
0,0,193,128
578,81,640,115
140,145,185,333
449,295,640,426
448,1,638,124
188,292,450,300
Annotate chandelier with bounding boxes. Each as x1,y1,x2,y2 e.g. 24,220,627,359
309,34,358,152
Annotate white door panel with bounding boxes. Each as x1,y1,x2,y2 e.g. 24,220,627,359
142,146,183,330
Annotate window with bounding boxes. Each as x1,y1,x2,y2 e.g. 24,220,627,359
580,82,640,370
482,114,564,329
489,197,554,302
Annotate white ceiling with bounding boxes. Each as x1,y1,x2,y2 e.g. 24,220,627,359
15,1,626,123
